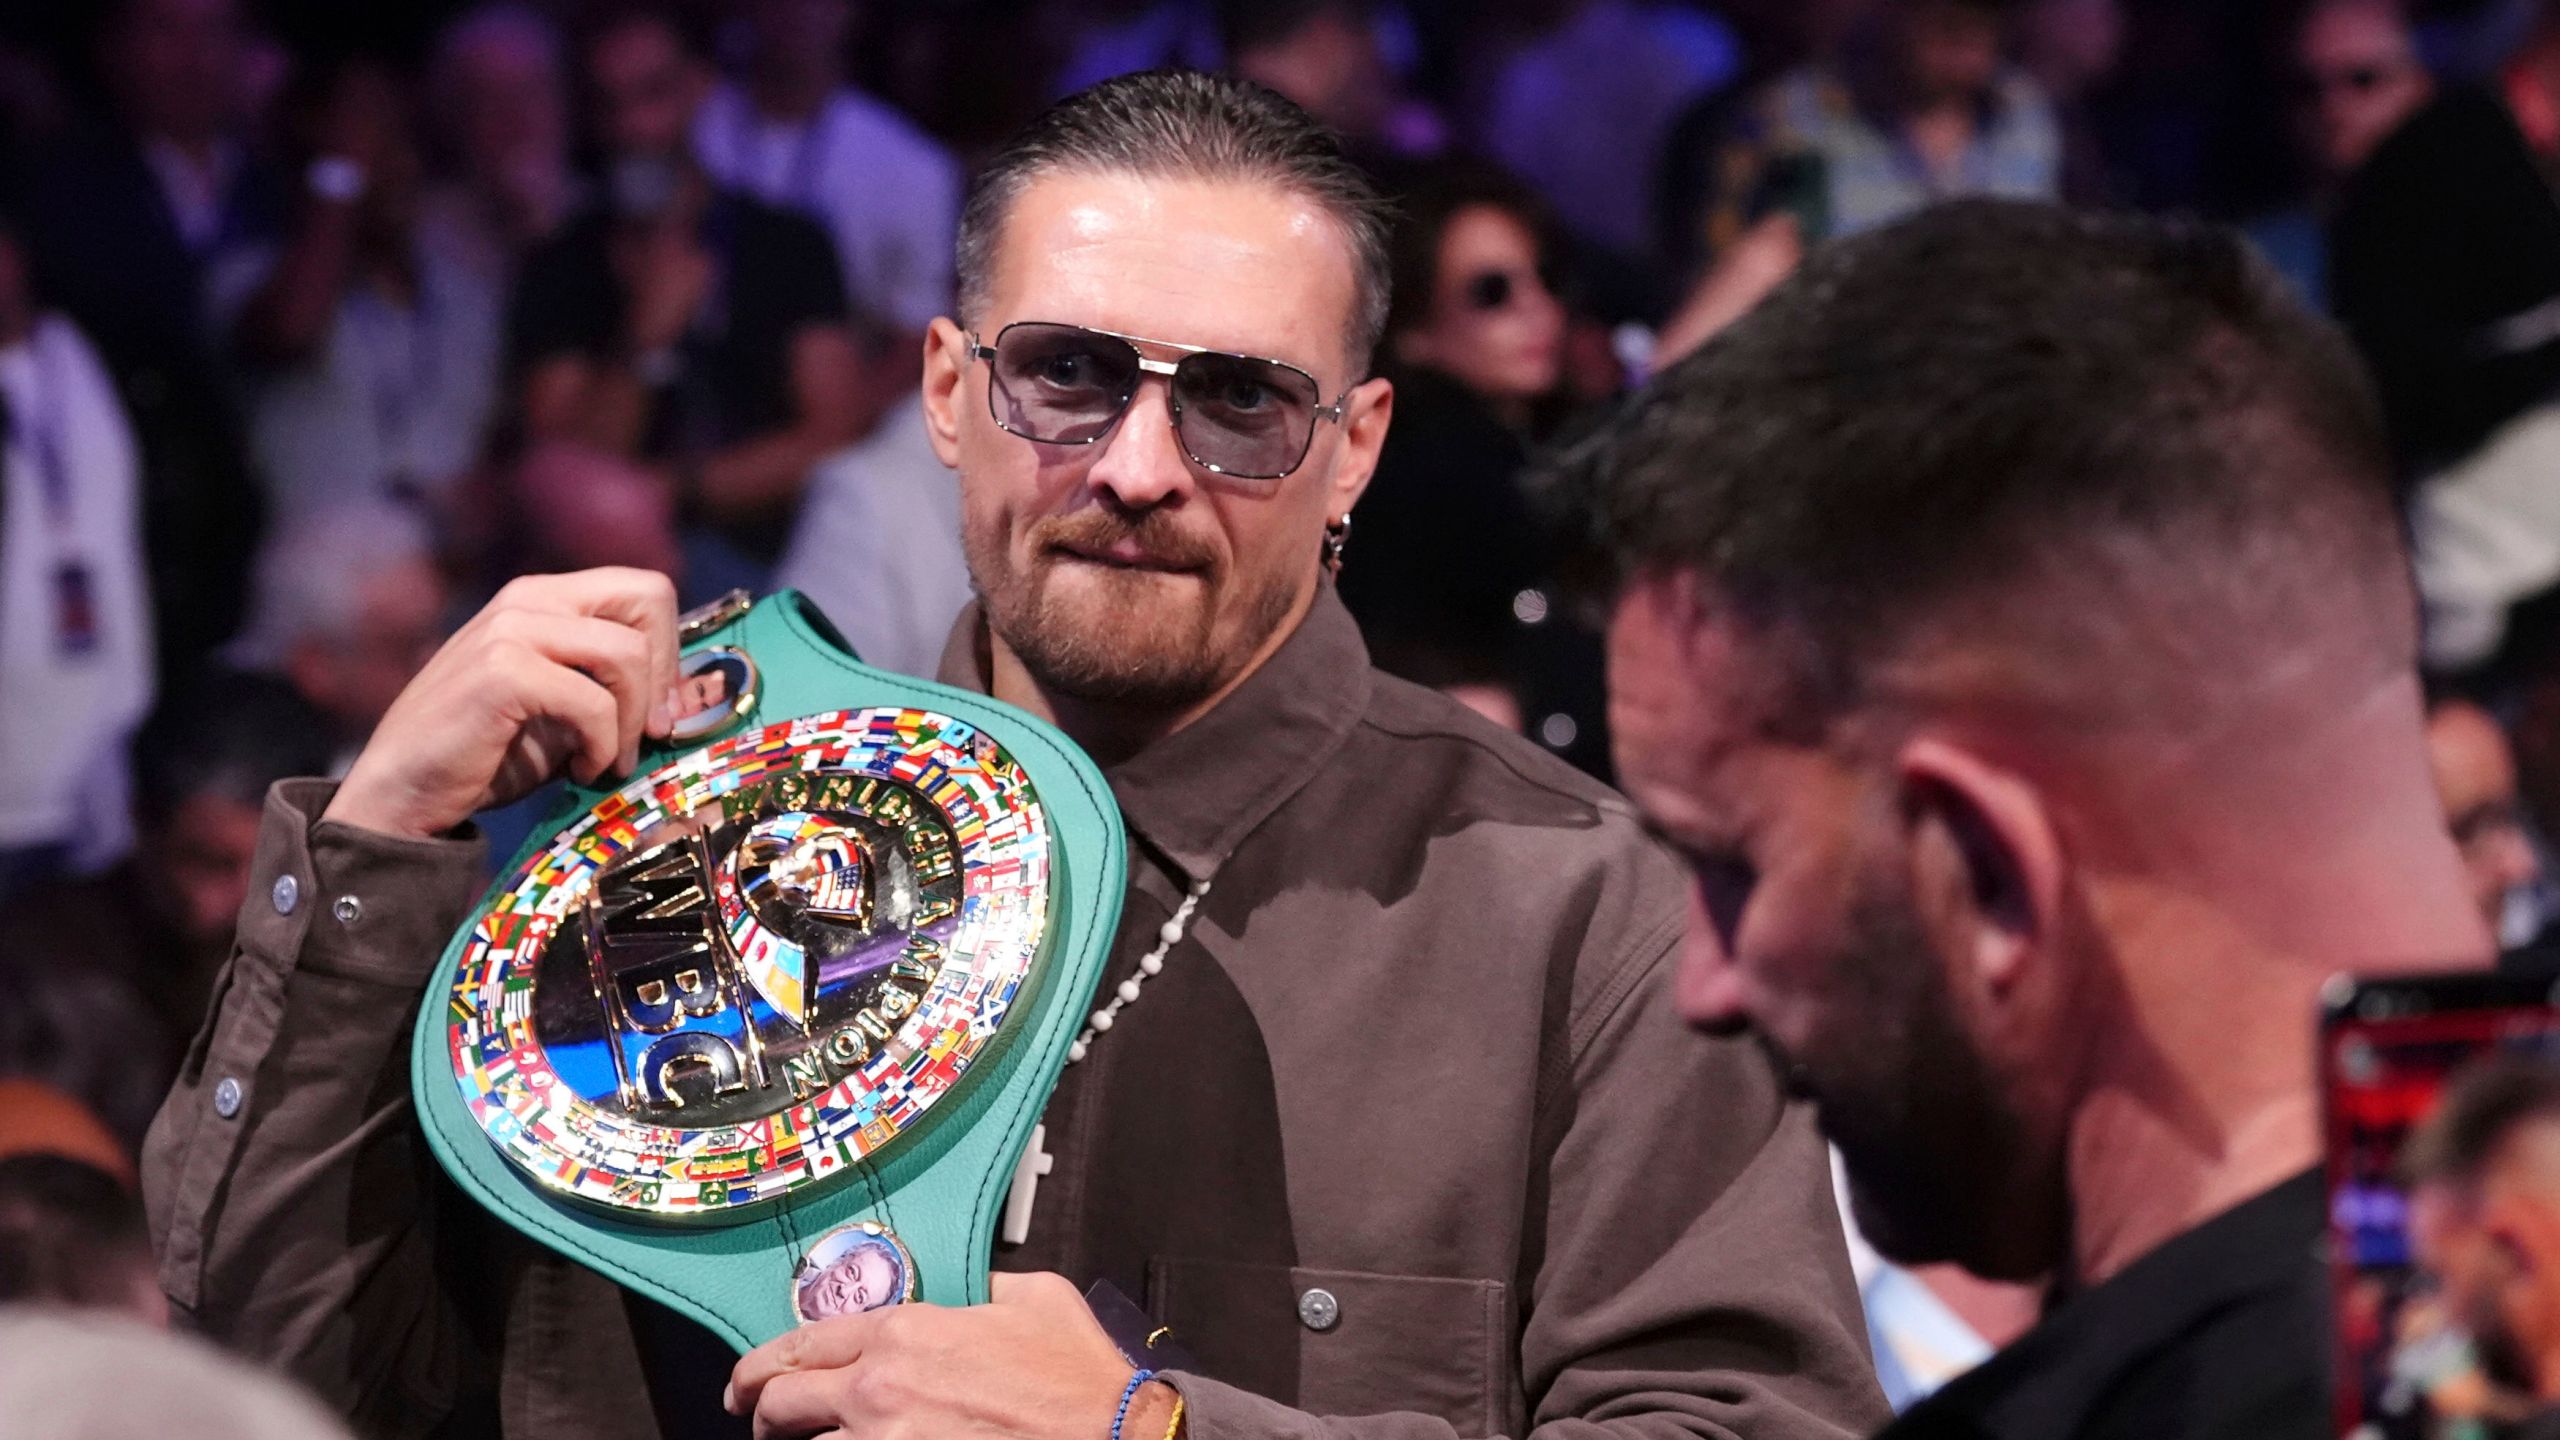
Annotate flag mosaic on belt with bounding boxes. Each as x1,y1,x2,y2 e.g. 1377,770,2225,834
446,706,1054,1219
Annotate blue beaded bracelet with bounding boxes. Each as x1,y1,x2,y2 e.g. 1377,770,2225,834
1111,1369,1157,1440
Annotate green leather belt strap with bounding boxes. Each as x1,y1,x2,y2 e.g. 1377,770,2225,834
411,590,1127,1350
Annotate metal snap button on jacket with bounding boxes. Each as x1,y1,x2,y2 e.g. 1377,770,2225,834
271,874,299,915
213,1077,244,1119
1297,1286,1340,1333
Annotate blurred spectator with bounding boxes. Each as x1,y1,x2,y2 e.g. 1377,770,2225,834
0,960,163,1154
1475,0,1742,267
212,60,505,530
2016,0,2126,205
0,1308,353,1440
1340,159,1610,770
1341,161,1559,706
776,396,972,679
694,0,961,413
2428,692,2546,947
0,1152,159,1321
2302,0,2436,179
231,501,446,764
0,1083,132,1185
1048,0,1223,97
421,5,580,282
1650,206,1803,368
9,0,275,691
0,215,153,891
2242,0,2434,306
2330,9,2560,669
1221,0,1445,165
0,671,330,1139
507,439,686,582
512,7,862,581
2404,1054,2560,1428
1661,0,2059,268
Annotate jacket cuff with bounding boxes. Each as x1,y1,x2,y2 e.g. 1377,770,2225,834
1158,1372,1320,1440
242,777,490,987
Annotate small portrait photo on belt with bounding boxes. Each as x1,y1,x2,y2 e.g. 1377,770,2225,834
792,1222,917,1323
669,646,759,745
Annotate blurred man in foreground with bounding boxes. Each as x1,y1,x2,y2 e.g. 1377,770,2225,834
1568,199,2487,1437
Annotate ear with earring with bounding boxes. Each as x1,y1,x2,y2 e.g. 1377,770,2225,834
1322,514,1351,575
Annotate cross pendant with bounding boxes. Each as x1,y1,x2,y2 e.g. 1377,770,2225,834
1001,1122,1055,1246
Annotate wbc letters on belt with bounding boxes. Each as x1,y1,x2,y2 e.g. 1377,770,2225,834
444,705,1054,1221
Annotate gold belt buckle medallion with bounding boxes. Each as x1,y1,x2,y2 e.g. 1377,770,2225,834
443,704,1053,1240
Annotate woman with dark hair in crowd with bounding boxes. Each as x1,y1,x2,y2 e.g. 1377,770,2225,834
1338,157,1608,771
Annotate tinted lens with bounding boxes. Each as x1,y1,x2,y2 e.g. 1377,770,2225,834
1170,351,1321,477
989,323,1141,443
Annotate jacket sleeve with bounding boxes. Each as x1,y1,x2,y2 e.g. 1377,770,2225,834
143,778,494,1438
1166,911,1890,1440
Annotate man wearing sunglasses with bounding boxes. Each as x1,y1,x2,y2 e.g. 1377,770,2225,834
142,69,1885,1440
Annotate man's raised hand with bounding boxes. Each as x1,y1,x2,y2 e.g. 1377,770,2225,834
323,568,681,841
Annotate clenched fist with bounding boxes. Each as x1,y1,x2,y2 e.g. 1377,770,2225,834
323,568,681,841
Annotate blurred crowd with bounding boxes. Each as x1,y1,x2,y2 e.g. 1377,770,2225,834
12,0,2560,1423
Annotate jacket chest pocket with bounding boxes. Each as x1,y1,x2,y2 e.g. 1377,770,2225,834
1146,1257,1511,1434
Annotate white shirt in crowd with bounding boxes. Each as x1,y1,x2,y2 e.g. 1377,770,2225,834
693,83,962,336
209,236,506,530
0,314,154,865
775,395,973,680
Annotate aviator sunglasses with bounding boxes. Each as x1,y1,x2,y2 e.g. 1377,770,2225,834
968,321,1352,480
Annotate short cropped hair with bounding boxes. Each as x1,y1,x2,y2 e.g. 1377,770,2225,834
954,69,1394,375
1557,201,2407,724
2403,1053,2560,1192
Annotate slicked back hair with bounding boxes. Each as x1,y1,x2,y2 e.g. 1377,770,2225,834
1558,200,2409,729
954,69,1394,378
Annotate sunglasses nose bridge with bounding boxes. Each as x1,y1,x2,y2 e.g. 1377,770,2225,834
1084,372,1199,505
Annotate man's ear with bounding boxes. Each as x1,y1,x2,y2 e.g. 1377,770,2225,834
1895,737,2065,997
1328,375,1393,518
920,317,970,468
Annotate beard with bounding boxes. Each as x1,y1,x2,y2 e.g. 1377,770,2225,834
966,502,1303,711
1789,857,2050,1278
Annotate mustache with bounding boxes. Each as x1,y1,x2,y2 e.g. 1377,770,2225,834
1028,509,1220,571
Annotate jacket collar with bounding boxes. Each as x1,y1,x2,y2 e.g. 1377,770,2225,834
935,582,1374,883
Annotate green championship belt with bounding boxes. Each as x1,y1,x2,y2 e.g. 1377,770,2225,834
411,590,1126,1350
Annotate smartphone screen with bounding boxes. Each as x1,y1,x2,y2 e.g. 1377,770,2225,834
2322,971,2560,1437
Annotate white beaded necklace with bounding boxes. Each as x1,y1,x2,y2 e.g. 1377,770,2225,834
1065,876,1212,1065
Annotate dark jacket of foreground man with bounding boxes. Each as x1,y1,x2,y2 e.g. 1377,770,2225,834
1878,1172,2328,1440
142,588,1888,1440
